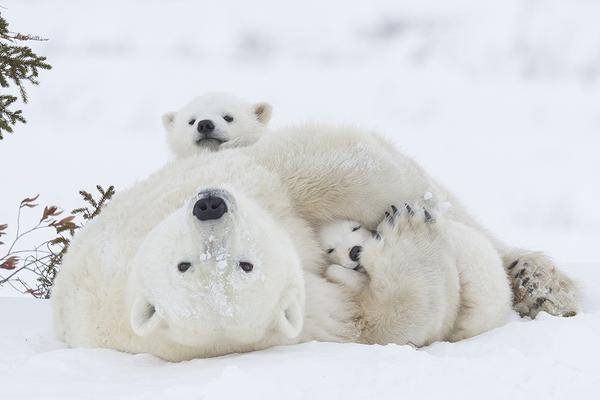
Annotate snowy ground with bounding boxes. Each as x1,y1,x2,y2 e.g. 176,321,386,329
1,0,599,398
2,273,599,400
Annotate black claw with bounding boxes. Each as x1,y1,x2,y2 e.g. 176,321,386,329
424,209,434,223
405,203,414,216
521,277,530,287
508,260,519,270
384,211,394,225
391,205,399,215
516,269,526,279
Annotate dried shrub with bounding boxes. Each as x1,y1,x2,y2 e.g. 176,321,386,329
0,186,115,298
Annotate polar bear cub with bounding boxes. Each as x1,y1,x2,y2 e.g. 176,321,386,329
319,204,512,345
162,92,272,157
319,220,372,292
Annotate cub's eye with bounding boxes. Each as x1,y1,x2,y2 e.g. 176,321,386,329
239,261,254,272
178,262,192,273
188,119,196,126
326,248,334,254
223,115,234,123
352,225,361,232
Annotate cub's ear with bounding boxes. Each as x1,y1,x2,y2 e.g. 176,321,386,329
130,296,163,337
161,112,176,131
253,102,272,125
277,290,304,339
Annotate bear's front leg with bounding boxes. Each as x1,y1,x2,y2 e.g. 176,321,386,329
357,204,458,346
503,251,578,318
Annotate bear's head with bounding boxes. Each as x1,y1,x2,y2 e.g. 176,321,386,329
127,185,305,354
162,92,272,158
319,220,373,270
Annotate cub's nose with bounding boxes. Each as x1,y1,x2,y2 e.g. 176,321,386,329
197,119,215,134
349,246,362,262
193,195,228,221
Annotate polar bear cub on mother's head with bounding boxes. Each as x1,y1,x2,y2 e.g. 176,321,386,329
162,92,272,157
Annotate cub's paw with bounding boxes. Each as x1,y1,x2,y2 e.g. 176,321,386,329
506,252,578,318
373,203,437,240
325,264,369,293
360,204,445,284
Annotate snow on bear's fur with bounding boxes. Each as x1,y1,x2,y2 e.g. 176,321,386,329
52,150,358,361
162,92,272,158
52,124,578,361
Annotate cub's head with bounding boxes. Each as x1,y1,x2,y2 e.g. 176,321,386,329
162,92,272,157
128,186,304,354
319,220,373,270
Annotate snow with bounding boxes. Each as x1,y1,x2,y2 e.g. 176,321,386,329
1,0,599,398
2,266,599,400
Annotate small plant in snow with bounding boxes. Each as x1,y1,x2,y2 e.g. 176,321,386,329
0,185,115,298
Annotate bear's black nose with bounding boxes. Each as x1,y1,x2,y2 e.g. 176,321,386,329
349,246,362,262
193,195,228,221
197,119,215,134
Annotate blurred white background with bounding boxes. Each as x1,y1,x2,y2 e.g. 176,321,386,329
1,0,599,273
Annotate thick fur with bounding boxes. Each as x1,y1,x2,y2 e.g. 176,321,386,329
250,125,579,320
320,210,511,346
52,152,358,361
52,124,578,361
162,92,272,158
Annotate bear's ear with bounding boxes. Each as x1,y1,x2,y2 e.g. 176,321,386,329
161,112,176,131
277,291,303,339
253,102,272,125
130,296,163,337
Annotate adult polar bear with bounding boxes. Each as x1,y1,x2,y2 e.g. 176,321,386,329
52,125,577,361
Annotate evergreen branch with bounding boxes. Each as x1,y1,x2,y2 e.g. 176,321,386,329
0,13,51,138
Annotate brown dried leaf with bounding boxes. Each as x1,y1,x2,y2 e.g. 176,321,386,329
55,216,76,227
40,206,62,222
20,194,40,208
0,256,19,270
0,224,7,231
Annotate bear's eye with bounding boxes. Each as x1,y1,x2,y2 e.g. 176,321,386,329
326,248,334,254
188,119,196,126
352,225,361,232
178,262,192,273
223,115,234,123
239,261,254,273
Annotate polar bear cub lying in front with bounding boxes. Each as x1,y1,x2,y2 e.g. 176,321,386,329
320,203,512,345
162,92,272,157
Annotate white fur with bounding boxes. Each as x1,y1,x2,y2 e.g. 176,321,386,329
162,92,272,158
319,214,512,345
52,123,577,360
52,152,357,361
250,124,578,320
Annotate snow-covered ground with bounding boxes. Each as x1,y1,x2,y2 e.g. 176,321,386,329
1,0,599,398
2,273,599,400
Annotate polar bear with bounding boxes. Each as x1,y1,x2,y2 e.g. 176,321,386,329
248,125,578,321
52,124,578,361
319,219,371,292
161,92,272,158
52,151,358,361
319,205,512,345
